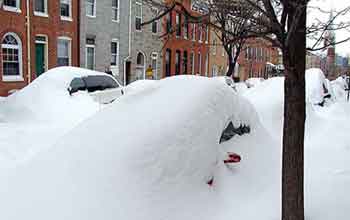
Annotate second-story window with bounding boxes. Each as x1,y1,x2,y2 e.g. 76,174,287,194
151,9,158,34
60,0,71,19
34,0,47,15
176,13,181,37
135,2,142,31
112,0,119,22
184,16,189,39
86,0,96,17
3,0,20,11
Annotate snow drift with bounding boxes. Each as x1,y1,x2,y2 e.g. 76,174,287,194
0,75,279,220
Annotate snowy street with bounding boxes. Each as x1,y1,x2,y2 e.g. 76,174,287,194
0,67,349,220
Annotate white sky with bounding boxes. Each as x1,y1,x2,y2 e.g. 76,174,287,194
308,0,350,56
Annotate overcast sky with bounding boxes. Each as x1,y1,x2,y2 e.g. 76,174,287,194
308,0,350,56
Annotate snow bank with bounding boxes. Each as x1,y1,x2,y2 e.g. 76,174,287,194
0,67,108,166
331,76,348,101
0,75,270,220
305,68,329,105
245,77,264,88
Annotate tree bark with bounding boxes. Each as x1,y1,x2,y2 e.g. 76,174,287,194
281,4,306,220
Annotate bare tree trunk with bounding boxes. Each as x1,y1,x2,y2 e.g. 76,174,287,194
226,53,235,77
281,5,306,220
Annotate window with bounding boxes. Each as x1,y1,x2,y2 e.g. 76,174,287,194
191,24,195,41
198,25,202,42
151,9,158,33
184,16,189,39
182,51,188,74
34,0,47,15
57,37,71,66
166,12,172,33
85,38,95,70
213,39,217,55
60,0,71,19
176,13,181,37
112,0,119,21
198,52,202,75
165,49,171,77
190,52,194,74
1,33,23,81
151,52,158,79
3,0,20,11
86,0,96,17
205,53,209,76
135,2,142,31
110,41,119,66
175,50,181,75
205,26,209,43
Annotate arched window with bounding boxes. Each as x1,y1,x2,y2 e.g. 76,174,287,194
1,33,23,81
136,52,145,79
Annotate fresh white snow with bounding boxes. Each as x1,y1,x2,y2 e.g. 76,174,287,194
0,68,349,220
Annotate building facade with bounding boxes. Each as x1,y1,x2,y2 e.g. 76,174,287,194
208,28,228,77
0,0,79,96
162,0,210,77
125,0,163,84
237,38,279,81
80,0,130,85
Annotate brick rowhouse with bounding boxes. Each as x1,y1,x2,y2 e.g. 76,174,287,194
0,0,79,96
162,0,210,77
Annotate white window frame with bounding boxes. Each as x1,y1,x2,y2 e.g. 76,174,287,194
35,34,49,73
213,39,216,55
85,44,95,70
192,24,196,41
135,1,142,31
1,32,24,82
112,0,119,22
60,0,72,21
205,26,209,44
198,25,203,43
34,0,48,17
151,52,158,79
57,36,72,66
86,0,96,18
3,0,21,13
151,8,158,34
110,39,119,75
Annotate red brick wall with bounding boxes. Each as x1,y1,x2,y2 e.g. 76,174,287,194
237,38,279,81
162,0,210,77
0,1,79,96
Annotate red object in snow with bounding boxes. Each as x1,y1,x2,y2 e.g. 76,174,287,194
224,152,241,164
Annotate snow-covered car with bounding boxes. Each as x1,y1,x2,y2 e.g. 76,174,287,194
0,75,274,220
245,77,265,88
305,68,333,106
68,74,124,104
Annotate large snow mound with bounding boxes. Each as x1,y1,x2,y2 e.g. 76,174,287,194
0,67,108,166
0,75,273,220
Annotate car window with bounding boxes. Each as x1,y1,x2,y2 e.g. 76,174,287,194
83,75,119,93
68,77,86,95
219,122,250,144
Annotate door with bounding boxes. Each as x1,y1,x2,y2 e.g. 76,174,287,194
35,43,45,77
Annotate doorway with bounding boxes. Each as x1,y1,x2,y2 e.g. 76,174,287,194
35,36,47,77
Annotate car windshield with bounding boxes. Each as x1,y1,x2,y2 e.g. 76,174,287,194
68,75,119,95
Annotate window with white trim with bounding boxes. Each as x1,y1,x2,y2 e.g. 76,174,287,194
34,0,47,15
86,0,96,17
57,37,71,66
135,2,142,31
176,13,181,37
60,0,71,19
112,0,119,21
85,38,95,70
190,52,195,74
111,41,119,67
1,33,23,80
3,0,20,10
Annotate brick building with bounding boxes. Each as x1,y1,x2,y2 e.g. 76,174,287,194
162,0,210,77
237,38,279,81
208,28,228,77
0,0,79,96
